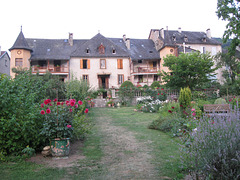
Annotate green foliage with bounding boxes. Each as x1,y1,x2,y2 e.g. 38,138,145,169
120,80,134,88
0,71,48,155
21,146,35,158
150,81,160,89
192,91,207,100
195,99,212,112
179,87,192,110
65,76,91,101
161,52,218,89
216,0,240,55
214,98,227,104
0,73,7,81
118,84,136,106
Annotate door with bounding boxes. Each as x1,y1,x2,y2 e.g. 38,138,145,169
98,75,109,89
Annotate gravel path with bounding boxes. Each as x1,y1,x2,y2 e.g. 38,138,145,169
96,109,159,179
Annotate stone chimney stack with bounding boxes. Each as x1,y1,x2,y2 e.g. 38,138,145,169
160,28,164,39
69,33,73,46
126,38,130,50
123,34,126,41
206,28,211,39
178,27,182,33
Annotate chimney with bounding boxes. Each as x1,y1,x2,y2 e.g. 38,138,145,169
123,34,126,41
125,38,130,50
178,27,182,33
0,46,1,53
160,28,164,39
206,28,211,39
69,33,73,46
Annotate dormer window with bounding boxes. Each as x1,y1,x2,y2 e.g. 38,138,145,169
172,34,176,41
184,35,188,42
98,43,105,54
112,48,116,54
86,48,90,54
202,35,207,42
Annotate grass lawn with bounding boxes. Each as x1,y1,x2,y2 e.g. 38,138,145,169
0,107,184,179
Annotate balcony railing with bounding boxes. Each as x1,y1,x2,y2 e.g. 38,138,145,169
132,67,158,74
32,65,68,73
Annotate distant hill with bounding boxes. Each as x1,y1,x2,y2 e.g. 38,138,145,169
213,37,232,50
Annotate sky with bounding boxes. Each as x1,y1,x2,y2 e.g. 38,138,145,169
0,0,228,53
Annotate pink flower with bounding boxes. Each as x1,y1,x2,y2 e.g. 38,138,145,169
41,103,44,108
75,104,78,108
78,100,83,105
49,103,52,106
57,102,61,105
192,112,196,116
161,88,164,90
69,108,73,112
161,93,163,95
44,99,49,105
158,93,160,95
46,109,51,114
67,125,72,128
191,108,195,111
84,108,89,113
40,110,45,115
61,102,64,105
54,98,58,102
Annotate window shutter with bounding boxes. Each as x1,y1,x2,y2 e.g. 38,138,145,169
117,59,120,69
122,74,124,83
87,59,90,69
117,59,123,69
80,59,83,69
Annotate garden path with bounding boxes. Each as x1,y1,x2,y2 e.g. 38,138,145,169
95,108,159,179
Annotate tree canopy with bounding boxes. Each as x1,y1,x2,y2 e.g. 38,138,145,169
216,0,240,55
160,52,218,89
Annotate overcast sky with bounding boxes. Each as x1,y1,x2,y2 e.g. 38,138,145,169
0,0,227,52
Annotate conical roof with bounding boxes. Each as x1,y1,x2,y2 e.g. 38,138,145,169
9,30,32,51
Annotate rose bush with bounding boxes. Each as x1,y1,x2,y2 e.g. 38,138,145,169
40,98,89,140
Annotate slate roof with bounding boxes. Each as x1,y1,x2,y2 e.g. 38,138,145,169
163,30,222,46
0,51,10,59
9,31,32,51
10,31,160,61
26,38,86,60
71,33,129,57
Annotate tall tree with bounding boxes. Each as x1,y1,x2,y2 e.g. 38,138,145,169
216,0,240,55
160,52,218,89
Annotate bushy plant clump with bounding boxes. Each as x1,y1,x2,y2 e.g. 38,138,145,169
119,81,136,106
179,87,192,110
181,110,240,179
150,81,161,89
214,98,227,104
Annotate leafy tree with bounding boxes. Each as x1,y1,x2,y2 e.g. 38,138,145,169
216,0,240,55
160,52,218,89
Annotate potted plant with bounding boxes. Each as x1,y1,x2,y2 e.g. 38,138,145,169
40,98,88,157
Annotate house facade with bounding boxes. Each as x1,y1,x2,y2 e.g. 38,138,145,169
0,46,10,75
149,27,223,83
9,30,159,89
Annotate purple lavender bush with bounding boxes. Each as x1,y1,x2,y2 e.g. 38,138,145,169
181,106,240,179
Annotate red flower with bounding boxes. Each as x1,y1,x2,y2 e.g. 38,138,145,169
47,99,51,103
40,110,45,115
57,102,61,105
41,103,44,108
161,93,163,95
44,99,49,105
171,106,175,109
67,125,72,128
84,108,89,113
69,108,73,112
65,100,70,105
229,99,232,102
78,100,83,105
180,105,183,107
161,88,164,90
46,108,51,114
49,103,52,106
53,98,58,102
61,102,64,105
168,110,172,113
70,101,75,106
158,93,160,95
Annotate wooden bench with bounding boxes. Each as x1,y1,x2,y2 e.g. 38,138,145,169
203,104,231,117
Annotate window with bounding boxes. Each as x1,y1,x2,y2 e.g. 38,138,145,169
139,75,143,83
80,59,90,69
154,75,158,81
5,60,7,67
100,59,106,69
118,74,124,84
117,59,123,69
138,60,142,63
86,48,90,54
15,58,23,67
201,47,206,54
112,48,116,54
153,61,157,68
99,44,105,54
83,75,89,83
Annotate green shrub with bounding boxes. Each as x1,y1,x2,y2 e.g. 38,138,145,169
214,98,227,104
179,87,192,110
192,91,207,100
120,80,134,88
150,81,160,89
